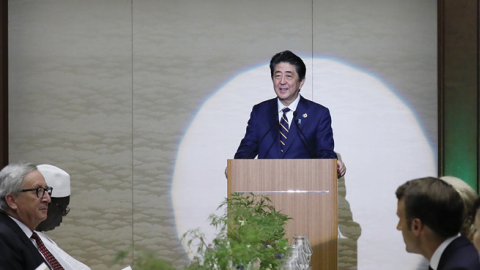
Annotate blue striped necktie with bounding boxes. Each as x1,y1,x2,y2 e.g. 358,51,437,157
279,107,291,153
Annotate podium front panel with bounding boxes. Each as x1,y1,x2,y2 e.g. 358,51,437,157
227,159,337,270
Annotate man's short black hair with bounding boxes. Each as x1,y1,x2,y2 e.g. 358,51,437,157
269,50,306,82
396,176,464,238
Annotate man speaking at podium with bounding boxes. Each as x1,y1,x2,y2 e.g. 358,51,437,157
234,50,345,177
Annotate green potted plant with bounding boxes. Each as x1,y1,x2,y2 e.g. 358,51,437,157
183,193,292,270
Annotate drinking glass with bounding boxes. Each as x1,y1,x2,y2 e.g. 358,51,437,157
279,245,300,270
292,235,312,268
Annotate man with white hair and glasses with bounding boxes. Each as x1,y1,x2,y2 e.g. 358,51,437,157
0,161,53,269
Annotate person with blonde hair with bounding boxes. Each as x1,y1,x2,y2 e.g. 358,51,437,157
440,176,478,239
471,197,480,256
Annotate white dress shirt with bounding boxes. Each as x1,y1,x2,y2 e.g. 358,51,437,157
9,216,52,269
277,95,301,128
35,231,91,270
9,216,90,270
9,216,33,238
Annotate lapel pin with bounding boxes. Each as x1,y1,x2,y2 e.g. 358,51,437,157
303,113,308,118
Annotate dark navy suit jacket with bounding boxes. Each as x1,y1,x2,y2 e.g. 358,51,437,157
234,96,337,159
0,211,49,270
437,235,480,270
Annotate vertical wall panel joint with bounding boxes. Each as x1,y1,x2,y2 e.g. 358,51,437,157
0,0,8,168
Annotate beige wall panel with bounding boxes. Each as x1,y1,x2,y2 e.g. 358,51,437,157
8,0,437,269
313,1,436,269
9,1,133,269
314,0,437,151
132,0,313,266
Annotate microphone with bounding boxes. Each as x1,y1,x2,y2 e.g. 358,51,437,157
293,111,318,158
235,111,278,159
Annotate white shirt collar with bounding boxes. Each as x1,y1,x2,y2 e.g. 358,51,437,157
8,215,33,238
429,234,461,270
277,94,301,113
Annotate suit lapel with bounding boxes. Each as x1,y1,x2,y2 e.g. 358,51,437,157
263,99,281,158
437,235,474,270
295,96,310,129
0,212,48,267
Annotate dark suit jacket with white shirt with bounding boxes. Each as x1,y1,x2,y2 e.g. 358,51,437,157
234,96,337,159
437,235,480,270
0,211,48,270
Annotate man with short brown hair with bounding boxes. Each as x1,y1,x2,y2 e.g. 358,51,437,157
395,177,480,270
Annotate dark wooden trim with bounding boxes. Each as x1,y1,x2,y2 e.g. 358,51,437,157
478,0,480,193
438,0,445,177
0,0,8,168
438,0,479,189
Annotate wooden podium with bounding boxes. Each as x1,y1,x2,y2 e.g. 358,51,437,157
227,159,337,270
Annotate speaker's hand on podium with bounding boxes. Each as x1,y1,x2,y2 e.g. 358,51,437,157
337,160,346,179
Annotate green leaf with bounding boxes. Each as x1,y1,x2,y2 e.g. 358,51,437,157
182,192,292,270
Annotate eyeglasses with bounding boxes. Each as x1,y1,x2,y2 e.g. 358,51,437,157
53,202,70,216
21,187,53,198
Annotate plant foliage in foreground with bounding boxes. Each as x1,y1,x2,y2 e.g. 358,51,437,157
183,193,292,270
